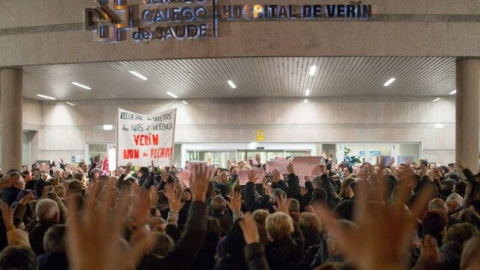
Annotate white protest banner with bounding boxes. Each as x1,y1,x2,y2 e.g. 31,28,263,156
292,156,322,187
266,158,289,174
117,108,176,167
238,169,265,185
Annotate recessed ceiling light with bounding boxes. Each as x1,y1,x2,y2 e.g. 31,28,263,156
305,89,310,96
37,94,56,100
309,65,317,76
435,123,444,129
166,91,178,98
433,97,441,102
304,99,308,103
72,82,92,90
450,90,457,95
66,102,76,106
103,125,113,131
384,78,396,87
129,70,147,80
227,80,237,89
182,101,188,105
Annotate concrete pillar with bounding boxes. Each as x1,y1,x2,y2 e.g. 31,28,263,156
456,59,480,171
1,69,23,171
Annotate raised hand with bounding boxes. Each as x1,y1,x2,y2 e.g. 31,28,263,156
19,192,35,205
239,212,260,244
67,183,154,270
414,235,439,269
314,174,433,270
255,154,261,165
227,191,242,214
287,163,295,175
273,194,288,214
189,163,212,202
151,160,157,173
388,157,396,167
247,170,256,183
1,203,14,231
164,183,183,212
456,158,466,171
272,169,281,183
264,183,272,197
93,155,100,165
124,162,132,175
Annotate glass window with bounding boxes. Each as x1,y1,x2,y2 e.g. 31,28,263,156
87,143,108,162
266,151,284,161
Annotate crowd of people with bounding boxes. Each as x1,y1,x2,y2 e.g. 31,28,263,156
0,155,480,270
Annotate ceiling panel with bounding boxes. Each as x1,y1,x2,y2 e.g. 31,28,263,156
22,57,456,101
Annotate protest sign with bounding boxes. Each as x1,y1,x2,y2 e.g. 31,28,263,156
266,158,289,174
292,156,322,187
117,108,176,167
238,168,265,185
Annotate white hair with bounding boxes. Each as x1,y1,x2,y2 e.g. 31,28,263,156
36,199,60,222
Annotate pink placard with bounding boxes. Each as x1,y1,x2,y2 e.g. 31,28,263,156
266,158,289,174
238,169,265,185
179,170,190,188
292,156,322,186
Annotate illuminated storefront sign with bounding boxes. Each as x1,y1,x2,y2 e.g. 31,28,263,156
85,0,372,43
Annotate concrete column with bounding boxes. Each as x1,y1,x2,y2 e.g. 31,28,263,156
1,69,23,171
456,59,480,171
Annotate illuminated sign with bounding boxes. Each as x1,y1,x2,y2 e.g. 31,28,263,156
218,4,372,20
85,1,372,43
85,0,134,42
133,0,216,41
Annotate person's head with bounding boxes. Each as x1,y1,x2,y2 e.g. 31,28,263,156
468,200,480,215
73,172,84,183
137,167,149,179
446,193,464,214
458,209,480,229
67,179,83,196
270,188,286,204
428,198,448,215
453,181,467,198
443,223,478,245
311,188,328,204
150,232,174,257
219,171,230,183
35,198,60,223
299,212,323,237
210,195,226,215
78,162,87,173
0,246,38,270
43,224,67,253
52,185,66,199
53,169,62,180
150,217,167,232
464,181,480,208
448,163,455,171
343,166,352,177
265,212,294,241
422,211,448,241
460,236,480,269
339,177,355,198
182,188,192,202
288,198,300,213
326,220,358,257
251,209,269,227
8,170,25,190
